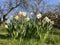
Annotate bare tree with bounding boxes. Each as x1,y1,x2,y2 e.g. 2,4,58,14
30,0,43,21
0,0,28,22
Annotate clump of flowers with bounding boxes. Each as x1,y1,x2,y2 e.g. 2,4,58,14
42,16,54,25
8,12,54,43
19,11,26,17
42,16,51,23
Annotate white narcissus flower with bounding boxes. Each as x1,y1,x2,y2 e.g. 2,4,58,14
44,17,51,23
19,11,26,16
15,16,19,20
30,12,33,15
19,11,23,15
50,21,54,25
37,13,42,19
25,17,30,21
5,25,8,28
22,12,26,17
11,15,13,18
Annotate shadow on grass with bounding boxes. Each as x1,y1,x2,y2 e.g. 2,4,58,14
0,34,10,39
50,32,60,35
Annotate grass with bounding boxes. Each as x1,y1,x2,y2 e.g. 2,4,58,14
0,28,60,45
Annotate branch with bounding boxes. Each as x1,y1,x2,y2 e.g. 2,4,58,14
3,2,21,22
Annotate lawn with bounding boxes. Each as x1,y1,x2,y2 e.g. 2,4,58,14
0,28,60,45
